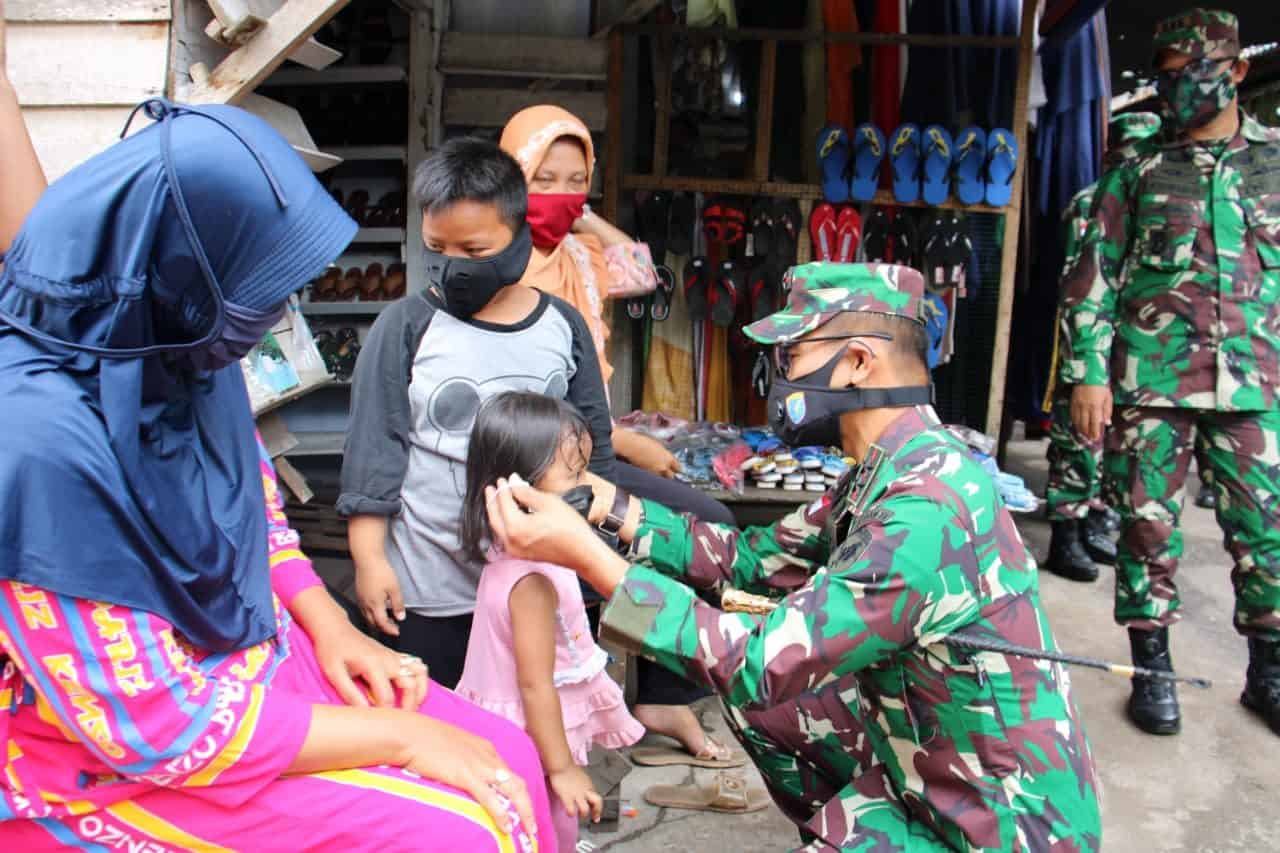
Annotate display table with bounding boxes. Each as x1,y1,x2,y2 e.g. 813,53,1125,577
699,485,812,527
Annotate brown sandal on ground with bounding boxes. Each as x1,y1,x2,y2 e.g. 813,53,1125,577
642,772,769,814
382,262,406,300
336,266,362,301
630,734,747,769
360,262,384,300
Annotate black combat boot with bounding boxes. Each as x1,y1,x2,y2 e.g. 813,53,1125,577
1127,628,1181,735
1043,520,1099,582
1081,511,1118,565
1194,485,1217,511
1241,637,1280,736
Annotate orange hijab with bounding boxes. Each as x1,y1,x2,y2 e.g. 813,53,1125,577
500,105,614,381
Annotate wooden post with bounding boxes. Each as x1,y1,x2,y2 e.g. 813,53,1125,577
651,23,672,178
604,29,625,223
405,7,434,295
982,0,1038,438
753,39,777,183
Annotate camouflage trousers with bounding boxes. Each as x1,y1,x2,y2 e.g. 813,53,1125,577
723,698,953,852
1045,392,1104,521
1105,407,1280,636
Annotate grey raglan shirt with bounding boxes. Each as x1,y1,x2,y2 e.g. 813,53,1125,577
337,289,615,617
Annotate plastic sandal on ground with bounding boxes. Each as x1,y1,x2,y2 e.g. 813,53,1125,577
850,122,886,202
921,125,954,206
817,125,852,204
889,124,922,204
952,126,987,206
986,128,1018,207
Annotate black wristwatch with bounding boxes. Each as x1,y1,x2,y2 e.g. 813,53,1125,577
598,488,631,537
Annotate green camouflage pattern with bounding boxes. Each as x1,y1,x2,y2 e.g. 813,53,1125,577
1152,8,1239,61
1104,406,1280,637
1059,112,1280,410
743,263,925,345
602,406,1101,852
1110,112,1163,148
1047,393,1103,521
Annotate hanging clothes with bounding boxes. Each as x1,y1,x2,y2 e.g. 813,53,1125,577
642,254,698,419
970,0,1021,130
822,0,863,129
870,0,902,139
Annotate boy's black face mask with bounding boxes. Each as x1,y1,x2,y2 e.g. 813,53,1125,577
425,224,533,318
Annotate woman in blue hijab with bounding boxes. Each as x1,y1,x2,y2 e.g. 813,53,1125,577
0,13,554,849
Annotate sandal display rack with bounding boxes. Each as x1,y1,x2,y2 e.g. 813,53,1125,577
604,10,1038,439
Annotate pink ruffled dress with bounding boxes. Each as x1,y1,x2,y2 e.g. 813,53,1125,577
457,555,644,767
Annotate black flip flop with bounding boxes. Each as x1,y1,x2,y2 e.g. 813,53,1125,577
651,265,675,321
685,256,711,321
862,207,892,263
668,192,696,256
749,198,775,258
637,191,672,264
711,259,742,328
771,198,802,269
749,258,776,321
946,214,974,287
887,210,919,268
919,211,950,289
627,294,649,320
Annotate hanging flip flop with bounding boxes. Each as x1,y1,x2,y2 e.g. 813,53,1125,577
808,202,838,262
850,123,886,202
748,259,776,321
637,191,672,264
668,192,696,256
684,255,711,321
834,206,862,263
627,294,649,320
862,207,892,263
772,198,802,268
702,198,726,246
718,198,748,246
986,128,1018,207
749,197,775,258
919,211,950,289
711,259,742,328
651,264,675,321
887,210,919,267
921,125,954,206
889,125,922,204
952,126,987,206
816,125,852,204
923,291,949,370
943,212,974,288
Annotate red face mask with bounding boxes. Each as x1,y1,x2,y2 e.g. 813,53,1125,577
526,193,587,249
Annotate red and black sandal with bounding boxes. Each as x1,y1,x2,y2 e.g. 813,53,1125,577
684,255,711,321
711,259,742,328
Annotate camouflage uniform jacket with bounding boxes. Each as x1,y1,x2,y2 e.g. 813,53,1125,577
1046,183,1100,404
1060,112,1280,410
601,407,1101,852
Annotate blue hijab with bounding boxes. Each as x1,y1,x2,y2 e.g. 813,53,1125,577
0,100,356,652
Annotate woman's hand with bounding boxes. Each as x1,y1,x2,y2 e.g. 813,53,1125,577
548,765,603,823
486,478,630,596
614,429,681,478
312,622,428,710
355,557,406,637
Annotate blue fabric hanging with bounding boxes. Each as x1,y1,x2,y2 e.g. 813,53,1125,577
0,101,356,652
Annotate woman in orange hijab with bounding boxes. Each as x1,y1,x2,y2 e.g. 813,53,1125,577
499,106,744,771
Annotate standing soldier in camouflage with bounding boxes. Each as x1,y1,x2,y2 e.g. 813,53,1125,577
489,263,1102,852
1063,8,1280,737
1044,112,1162,582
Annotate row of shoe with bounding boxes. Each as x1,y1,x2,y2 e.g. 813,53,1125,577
310,263,406,302
818,123,1017,208
313,327,361,382
740,445,852,492
330,187,407,229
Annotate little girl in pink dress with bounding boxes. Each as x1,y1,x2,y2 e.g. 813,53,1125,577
457,392,644,853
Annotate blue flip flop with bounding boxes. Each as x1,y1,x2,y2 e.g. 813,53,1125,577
817,125,851,204
849,123,886,202
952,127,987,206
985,128,1018,207
889,124,921,204
921,125,953,206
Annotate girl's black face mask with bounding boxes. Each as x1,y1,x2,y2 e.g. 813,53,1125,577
767,346,932,448
424,224,533,318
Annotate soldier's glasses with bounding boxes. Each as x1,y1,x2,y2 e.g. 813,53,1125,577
774,331,894,376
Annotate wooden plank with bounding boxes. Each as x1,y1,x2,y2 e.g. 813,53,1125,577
256,412,300,457
440,32,606,80
21,105,135,181
443,88,607,131
405,7,433,298
752,39,776,182
621,23,1020,48
802,0,825,184
186,0,353,105
288,36,342,69
983,0,1039,439
8,22,168,106
275,457,314,504
7,1,170,21
651,26,672,177
603,29,624,223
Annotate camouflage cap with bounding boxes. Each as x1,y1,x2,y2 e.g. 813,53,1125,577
743,262,925,345
1109,112,1162,148
1152,8,1239,62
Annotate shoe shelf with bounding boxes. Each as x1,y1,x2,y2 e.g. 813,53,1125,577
282,431,348,458
620,175,1013,214
262,64,408,88
353,227,407,243
327,145,408,162
301,301,396,317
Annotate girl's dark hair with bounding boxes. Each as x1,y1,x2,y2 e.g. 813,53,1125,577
460,391,590,564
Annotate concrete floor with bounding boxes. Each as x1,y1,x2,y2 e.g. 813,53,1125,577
585,436,1280,852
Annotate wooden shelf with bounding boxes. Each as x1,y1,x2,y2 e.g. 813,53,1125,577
263,64,407,87
252,377,336,418
439,33,607,81
302,301,395,316
621,175,1014,214
328,145,408,162
353,227,407,243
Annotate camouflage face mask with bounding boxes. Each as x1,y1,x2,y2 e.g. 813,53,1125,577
1157,58,1237,130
